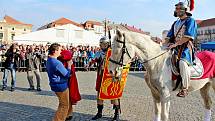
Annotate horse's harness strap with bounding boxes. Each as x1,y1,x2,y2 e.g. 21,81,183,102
109,35,132,66
141,50,169,64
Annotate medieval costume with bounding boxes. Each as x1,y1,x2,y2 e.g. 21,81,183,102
88,36,120,121
166,0,197,97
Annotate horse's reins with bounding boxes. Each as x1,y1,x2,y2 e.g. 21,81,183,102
109,34,169,65
141,50,169,64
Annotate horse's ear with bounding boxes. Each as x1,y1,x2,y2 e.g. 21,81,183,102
116,29,122,38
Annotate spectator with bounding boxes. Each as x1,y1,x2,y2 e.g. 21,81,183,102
46,43,73,121
1,44,19,91
25,46,42,91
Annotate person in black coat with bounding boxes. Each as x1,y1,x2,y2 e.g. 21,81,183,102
1,44,20,91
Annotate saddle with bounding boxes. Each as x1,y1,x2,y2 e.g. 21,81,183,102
170,54,204,79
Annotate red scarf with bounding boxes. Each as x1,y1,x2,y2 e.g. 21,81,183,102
58,50,81,105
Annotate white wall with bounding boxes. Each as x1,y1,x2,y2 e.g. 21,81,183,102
14,24,104,46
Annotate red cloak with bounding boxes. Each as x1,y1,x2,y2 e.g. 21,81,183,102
58,50,81,105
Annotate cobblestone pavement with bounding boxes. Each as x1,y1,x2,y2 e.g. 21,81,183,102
0,72,215,121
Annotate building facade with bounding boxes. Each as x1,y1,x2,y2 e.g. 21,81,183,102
83,20,104,34
14,18,105,46
196,18,215,49
37,17,83,30
0,15,32,44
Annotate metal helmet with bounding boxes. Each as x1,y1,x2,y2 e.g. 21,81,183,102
99,36,110,50
174,1,193,17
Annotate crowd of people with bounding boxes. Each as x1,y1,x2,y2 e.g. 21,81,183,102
0,43,144,91
0,43,144,72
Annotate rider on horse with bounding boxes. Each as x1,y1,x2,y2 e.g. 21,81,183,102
86,36,121,120
166,1,197,97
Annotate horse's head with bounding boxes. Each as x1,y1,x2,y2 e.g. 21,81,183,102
108,30,135,81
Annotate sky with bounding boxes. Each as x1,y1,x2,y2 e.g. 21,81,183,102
0,0,214,37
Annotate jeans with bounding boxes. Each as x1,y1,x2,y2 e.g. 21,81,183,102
2,63,16,89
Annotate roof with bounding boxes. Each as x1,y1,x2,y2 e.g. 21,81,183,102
196,20,202,25
108,24,149,35
198,18,215,27
124,25,146,34
53,18,83,27
3,15,32,26
84,20,102,26
38,17,83,30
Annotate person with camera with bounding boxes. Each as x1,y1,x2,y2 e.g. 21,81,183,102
1,44,20,91
25,45,42,91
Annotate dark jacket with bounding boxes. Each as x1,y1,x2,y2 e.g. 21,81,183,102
4,50,19,69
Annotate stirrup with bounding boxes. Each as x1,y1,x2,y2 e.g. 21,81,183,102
177,88,188,97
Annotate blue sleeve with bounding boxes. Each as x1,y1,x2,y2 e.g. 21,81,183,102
167,21,176,38
56,63,71,79
184,18,197,40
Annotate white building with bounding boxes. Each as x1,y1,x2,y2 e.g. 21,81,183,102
0,15,32,44
14,23,102,46
14,18,105,46
197,18,215,43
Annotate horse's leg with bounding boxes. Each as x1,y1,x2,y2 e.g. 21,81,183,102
151,91,161,121
200,82,212,121
160,95,170,121
162,100,170,121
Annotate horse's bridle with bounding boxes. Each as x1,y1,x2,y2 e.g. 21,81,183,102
109,34,132,67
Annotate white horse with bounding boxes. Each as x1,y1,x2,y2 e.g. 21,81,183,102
108,29,215,121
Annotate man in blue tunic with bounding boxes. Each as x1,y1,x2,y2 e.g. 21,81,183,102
166,1,197,97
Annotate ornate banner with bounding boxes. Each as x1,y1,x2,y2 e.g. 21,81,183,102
99,49,130,100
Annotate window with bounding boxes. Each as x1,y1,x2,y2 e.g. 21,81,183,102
0,33,3,39
56,29,64,38
12,27,15,30
24,28,26,31
0,27,2,29
11,33,15,40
